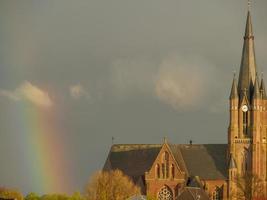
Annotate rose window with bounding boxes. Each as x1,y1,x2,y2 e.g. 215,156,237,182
158,186,173,200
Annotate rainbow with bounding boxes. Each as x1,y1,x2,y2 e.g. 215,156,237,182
1,2,73,194
16,101,71,194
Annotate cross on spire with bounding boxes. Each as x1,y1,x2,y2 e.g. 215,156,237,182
248,0,251,11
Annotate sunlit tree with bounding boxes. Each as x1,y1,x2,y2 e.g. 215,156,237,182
0,187,23,200
86,170,140,200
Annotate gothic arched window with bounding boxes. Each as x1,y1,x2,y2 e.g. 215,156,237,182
212,186,221,200
171,164,175,178
166,162,169,178
162,163,165,178
161,151,170,179
158,185,173,200
242,148,249,174
156,164,160,178
243,110,248,135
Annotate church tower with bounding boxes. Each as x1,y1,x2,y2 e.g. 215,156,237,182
228,8,267,199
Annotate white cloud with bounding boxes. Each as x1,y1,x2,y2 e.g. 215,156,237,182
69,84,89,99
0,81,53,107
108,55,222,112
0,90,20,101
155,54,217,111
17,82,53,107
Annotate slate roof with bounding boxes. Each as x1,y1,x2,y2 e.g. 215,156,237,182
169,144,189,174
187,176,203,188
103,143,228,181
104,144,161,177
179,144,228,180
177,187,210,200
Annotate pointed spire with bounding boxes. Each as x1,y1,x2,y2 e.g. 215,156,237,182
229,154,237,169
237,10,257,98
253,74,261,99
260,74,267,99
244,11,253,38
230,73,238,99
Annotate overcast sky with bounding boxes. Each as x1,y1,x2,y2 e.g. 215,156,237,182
0,0,267,195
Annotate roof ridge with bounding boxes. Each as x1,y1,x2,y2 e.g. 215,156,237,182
188,188,199,200
169,144,189,175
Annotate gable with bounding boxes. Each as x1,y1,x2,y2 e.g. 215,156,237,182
147,143,187,179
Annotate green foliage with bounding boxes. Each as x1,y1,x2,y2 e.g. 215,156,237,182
40,194,69,200
25,192,40,200
25,192,85,200
0,187,86,200
69,192,85,200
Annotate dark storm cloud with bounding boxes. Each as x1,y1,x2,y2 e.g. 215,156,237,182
0,0,266,195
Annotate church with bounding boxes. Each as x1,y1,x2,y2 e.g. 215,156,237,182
103,7,267,200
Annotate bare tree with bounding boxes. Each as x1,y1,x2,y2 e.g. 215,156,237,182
232,172,265,200
86,170,140,200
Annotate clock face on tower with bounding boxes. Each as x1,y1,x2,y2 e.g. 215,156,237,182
242,105,248,112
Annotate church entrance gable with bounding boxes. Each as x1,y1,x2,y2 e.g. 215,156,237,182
146,142,185,180
145,142,186,199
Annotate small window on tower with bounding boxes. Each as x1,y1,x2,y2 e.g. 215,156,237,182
243,111,248,135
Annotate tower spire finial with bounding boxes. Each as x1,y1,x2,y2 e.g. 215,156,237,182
230,73,238,99
248,0,251,11
237,1,256,98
